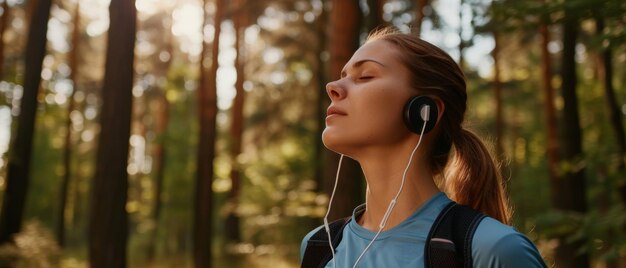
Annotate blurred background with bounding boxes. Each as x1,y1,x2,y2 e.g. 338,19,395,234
0,0,624,267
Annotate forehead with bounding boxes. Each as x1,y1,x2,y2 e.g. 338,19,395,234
344,40,400,69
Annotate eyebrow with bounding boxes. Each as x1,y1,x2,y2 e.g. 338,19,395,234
340,59,386,78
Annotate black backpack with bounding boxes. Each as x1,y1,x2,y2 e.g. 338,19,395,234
301,202,486,268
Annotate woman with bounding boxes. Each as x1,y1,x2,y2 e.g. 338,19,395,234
300,28,546,268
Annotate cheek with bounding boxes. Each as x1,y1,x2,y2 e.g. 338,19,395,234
353,94,409,138
363,92,406,124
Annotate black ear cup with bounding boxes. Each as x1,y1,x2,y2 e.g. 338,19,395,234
403,96,438,134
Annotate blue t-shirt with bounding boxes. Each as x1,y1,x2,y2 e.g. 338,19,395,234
300,192,547,267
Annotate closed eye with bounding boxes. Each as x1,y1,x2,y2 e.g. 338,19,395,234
358,76,374,81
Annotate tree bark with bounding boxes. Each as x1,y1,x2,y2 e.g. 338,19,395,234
325,0,364,221
595,16,623,268
57,1,81,248
365,0,385,33
147,13,174,261
0,0,52,244
457,0,465,69
413,0,428,36
0,0,10,79
554,8,589,268
147,93,169,261
491,31,503,158
559,7,587,214
225,0,246,243
314,2,328,193
193,0,222,266
88,0,136,267
539,23,561,205
595,17,626,204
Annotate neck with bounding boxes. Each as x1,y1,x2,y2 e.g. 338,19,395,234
355,142,440,231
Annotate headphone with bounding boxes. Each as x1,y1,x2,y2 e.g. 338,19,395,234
403,96,438,134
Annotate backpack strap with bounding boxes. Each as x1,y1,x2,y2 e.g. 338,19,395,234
425,202,486,268
301,217,351,268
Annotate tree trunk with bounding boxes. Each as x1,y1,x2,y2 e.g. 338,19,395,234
0,0,52,244
457,0,465,69
491,31,503,158
595,16,623,268
147,14,174,261
314,2,328,193
88,0,136,267
325,0,363,221
57,1,81,248
596,17,626,204
194,0,222,266
365,0,384,33
225,0,246,243
554,9,589,268
147,93,169,261
0,0,10,79
413,0,428,36
539,23,561,205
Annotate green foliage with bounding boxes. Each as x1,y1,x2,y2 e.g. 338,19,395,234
25,103,65,230
533,204,626,261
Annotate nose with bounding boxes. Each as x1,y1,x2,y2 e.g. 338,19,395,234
326,80,346,100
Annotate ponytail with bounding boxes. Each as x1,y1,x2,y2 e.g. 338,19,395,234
443,128,512,224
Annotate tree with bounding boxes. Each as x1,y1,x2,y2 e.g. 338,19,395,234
458,0,466,69
88,0,136,266
0,0,10,79
324,0,364,221
146,10,175,261
225,0,248,244
491,31,504,158
0,0,52,244
554,3,589,267
365,0,385,33
194,0,222,266
413,0,429,36
539,10,560,208
314,1,329,193
57,0,81,247
595,16,626,204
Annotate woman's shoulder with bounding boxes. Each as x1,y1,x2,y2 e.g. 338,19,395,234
472,217,547,268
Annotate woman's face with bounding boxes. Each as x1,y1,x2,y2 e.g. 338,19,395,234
322,39,416,156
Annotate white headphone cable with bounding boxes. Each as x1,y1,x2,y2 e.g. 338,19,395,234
352,118,428,268
324,105,431,268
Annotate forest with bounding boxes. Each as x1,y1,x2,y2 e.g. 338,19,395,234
0,0,624,267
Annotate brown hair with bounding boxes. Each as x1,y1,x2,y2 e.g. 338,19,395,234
367,28,512,224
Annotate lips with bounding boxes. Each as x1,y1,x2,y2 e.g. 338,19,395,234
326,106,347,117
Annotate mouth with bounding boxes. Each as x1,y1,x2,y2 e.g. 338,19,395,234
326,106,347,118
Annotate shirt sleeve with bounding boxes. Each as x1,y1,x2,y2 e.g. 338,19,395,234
472,217,547,268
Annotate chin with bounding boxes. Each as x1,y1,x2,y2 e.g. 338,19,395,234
321,130,355,156
321,129,336,148
322,129,342,150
